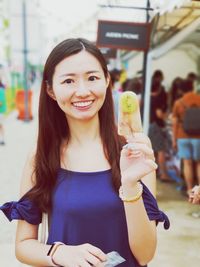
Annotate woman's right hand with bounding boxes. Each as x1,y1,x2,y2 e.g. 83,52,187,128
52,243,107,267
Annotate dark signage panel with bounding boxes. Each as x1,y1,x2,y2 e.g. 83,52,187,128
97,20,150,51
99,47,117,59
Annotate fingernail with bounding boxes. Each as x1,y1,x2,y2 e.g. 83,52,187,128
123,144,135,150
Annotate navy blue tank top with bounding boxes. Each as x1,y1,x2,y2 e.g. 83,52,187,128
0,168,170,266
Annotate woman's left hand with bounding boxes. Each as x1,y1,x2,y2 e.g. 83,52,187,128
120,133,157,186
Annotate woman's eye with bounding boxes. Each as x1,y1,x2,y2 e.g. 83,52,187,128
63,79,73,84
88,76,99,81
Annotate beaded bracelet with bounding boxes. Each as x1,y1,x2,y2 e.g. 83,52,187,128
119,182,143,202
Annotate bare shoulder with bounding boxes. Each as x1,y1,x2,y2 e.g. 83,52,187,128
19,145,37,197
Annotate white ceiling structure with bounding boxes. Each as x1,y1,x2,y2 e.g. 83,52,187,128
64,0,200,52
151,0,200,49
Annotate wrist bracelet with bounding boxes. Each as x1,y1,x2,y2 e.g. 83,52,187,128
119,182,143,202
47,241,64,266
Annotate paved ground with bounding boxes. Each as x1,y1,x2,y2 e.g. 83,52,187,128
149,182,200,267
0,86,200,267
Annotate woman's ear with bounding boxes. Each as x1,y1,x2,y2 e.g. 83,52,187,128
46,84,56,101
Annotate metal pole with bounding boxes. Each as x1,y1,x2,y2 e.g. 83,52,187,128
22,0,29,121
141,0,150,132
99,4,153,11
143,52,152,134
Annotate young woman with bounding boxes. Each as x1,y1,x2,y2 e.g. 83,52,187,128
0,38,169,267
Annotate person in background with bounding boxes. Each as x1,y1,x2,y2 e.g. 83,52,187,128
189,185,200,204
186,72,197,86
0,78,6,145
148,70,172,182
0,38,169,267
110,68,122,92
124,77,143,95
110,68,122,122
172,79,200,196
189,184,200,218
169,78,196,184
168,77,183,112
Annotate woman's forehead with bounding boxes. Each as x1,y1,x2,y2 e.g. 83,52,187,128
54,50,103,77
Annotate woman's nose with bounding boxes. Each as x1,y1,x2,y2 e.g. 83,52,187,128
75,81,90,97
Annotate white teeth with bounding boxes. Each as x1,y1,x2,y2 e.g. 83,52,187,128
73,101,93,107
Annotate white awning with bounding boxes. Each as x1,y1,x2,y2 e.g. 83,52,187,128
150,0,191,15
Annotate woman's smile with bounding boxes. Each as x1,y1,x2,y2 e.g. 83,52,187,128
72,100,94,110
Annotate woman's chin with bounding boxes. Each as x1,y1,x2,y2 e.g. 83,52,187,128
75,113,97,122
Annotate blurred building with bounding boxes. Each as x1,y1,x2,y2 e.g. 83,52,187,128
0,0,46,78
9,0,46,72
59,0,200,87
1,0,199,89
0,0,9,66
124,0,200,86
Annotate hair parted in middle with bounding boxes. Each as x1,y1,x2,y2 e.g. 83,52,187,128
26,38,125,213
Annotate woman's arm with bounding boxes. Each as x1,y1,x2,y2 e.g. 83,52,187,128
15,150,53,266
141,171,156,196
120,134,157,266
16,221,52,266
122,175,157,266
15,150,107,267
156,108,168,120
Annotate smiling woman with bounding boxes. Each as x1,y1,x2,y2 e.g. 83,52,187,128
48,50,109,121
0,38,169,267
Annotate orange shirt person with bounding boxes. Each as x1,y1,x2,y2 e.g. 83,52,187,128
172,82,200,195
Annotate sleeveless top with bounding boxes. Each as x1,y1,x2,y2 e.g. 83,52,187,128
0,169,170,267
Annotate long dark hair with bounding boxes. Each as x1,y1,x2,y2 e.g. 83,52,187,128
26,38,125,213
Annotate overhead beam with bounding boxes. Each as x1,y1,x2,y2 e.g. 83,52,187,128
158,7,195,44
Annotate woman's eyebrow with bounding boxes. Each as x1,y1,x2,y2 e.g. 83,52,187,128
59,73,76,78
85,70,101,74
59,70,101,78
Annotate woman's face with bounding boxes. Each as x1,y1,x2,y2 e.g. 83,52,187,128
50,50,109,122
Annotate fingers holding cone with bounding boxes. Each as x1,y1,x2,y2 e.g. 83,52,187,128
118,91,156,165
118,92,157,195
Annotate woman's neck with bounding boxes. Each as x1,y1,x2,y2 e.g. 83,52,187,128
67,117,101,147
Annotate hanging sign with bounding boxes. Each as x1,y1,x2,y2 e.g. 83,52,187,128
97,20,151,51
99,47,117,59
